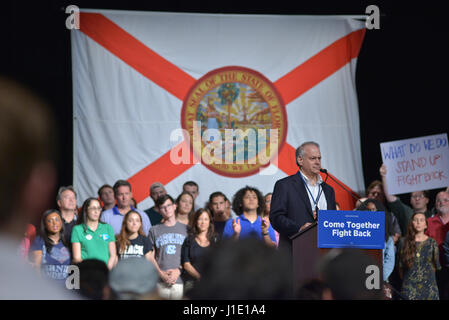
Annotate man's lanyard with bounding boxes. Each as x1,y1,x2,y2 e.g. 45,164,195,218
299,171,323,212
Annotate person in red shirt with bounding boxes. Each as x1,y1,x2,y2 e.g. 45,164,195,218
426,191,449,299
426,191,449,249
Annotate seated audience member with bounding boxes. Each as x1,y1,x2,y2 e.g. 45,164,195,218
76,259,112,300
144,182,167,226
189,238,292,299
183,181,201,211
182,208,218,295
223,186,276,247
319,248,383,300
398,212,440,300
208,192,231,239
356,199,395,283
98,184,115,211
30,209,71,285
101,180,151,236
148,195,188,300
56,185,78,245
116,210,152,261
72,197,117,270
366,179,401,243
296,278,328,300
176,191,195,226
110,257,160,300
380,164,432,235
426,191,449,299
0,77,75,299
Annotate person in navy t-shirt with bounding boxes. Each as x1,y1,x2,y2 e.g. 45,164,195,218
116,210,152,261
30,209,71,284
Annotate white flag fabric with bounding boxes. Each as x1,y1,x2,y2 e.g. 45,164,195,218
72,10,366,210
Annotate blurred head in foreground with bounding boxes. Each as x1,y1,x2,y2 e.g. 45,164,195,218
188,238,292,299
319,248,383,300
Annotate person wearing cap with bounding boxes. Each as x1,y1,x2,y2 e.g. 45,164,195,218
109,257,160,300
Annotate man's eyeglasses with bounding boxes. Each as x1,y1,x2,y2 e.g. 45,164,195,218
159,203,174,211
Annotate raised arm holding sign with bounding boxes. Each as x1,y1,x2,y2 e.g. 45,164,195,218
380,164,432,235
380,134,449,195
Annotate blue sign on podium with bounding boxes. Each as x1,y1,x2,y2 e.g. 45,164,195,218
318,210,385,249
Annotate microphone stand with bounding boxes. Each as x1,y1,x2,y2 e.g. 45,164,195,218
313,171,328,221
319,168,360,202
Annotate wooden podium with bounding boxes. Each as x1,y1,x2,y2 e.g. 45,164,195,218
290,222,383,293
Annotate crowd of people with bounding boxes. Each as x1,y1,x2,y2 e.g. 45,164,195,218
21,179,282,299
2,77,449,301
18,174,449,300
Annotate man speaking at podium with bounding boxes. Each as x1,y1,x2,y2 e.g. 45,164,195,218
270,141,337,256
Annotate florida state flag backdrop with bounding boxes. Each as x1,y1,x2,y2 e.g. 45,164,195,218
72,9,366,210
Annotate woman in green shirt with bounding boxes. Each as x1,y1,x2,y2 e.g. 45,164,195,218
72,197,117,270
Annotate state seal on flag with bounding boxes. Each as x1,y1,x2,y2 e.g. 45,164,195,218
181,66,287,177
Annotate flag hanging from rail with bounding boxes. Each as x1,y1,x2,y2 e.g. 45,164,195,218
72,10,366,210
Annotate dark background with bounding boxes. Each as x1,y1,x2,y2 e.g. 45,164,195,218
2,1,448,204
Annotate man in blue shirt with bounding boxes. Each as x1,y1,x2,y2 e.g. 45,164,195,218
101,180,152,236
223,186,276,247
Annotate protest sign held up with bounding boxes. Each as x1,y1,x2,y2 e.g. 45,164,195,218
380,133,449,195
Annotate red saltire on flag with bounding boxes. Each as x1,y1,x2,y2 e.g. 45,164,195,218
73,10,365,210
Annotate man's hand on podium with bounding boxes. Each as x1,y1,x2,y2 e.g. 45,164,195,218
299,222,313,232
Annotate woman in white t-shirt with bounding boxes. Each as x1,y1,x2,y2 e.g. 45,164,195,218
116,210,152,261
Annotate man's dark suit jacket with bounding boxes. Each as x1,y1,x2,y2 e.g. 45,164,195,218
269,172,336,255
